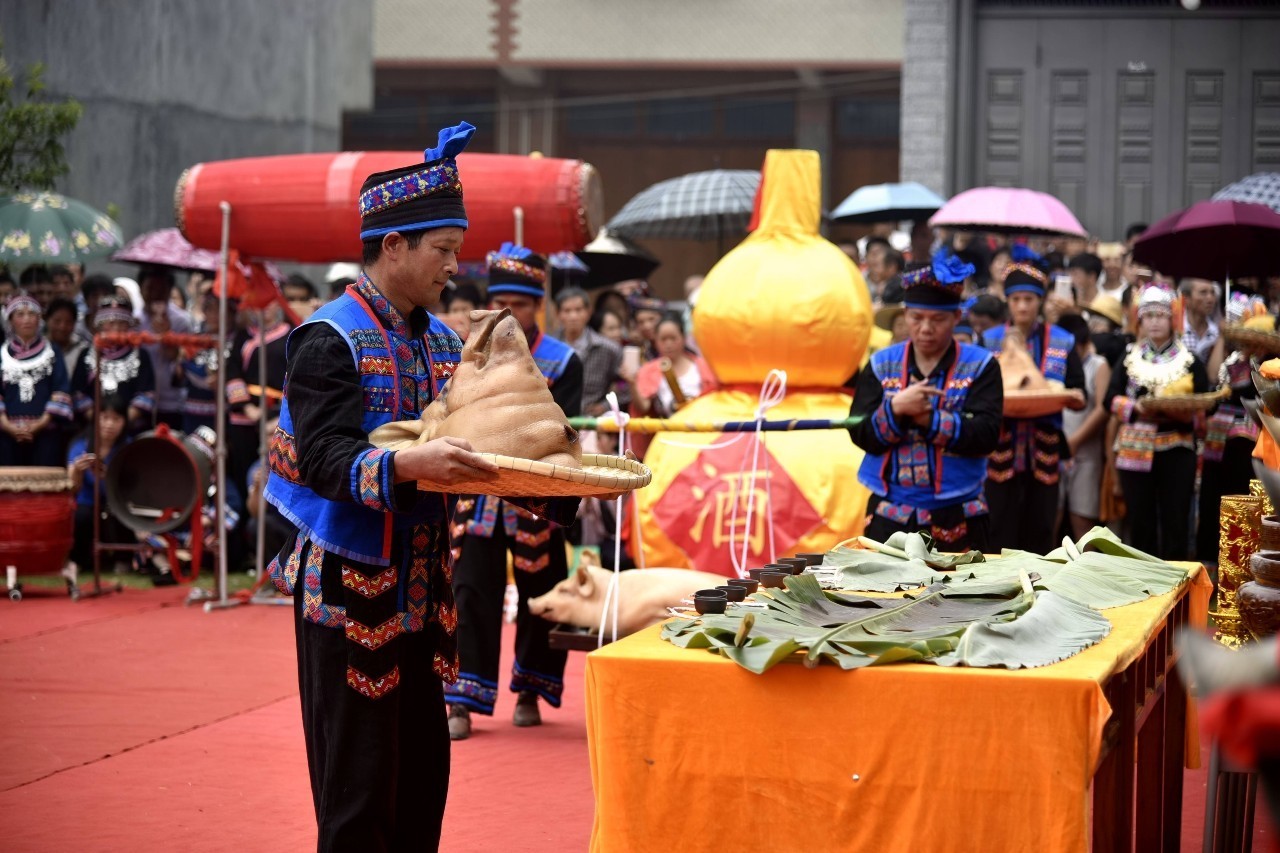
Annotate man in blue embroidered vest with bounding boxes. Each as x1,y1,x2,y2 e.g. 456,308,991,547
445,243,584,740
979,249,1086,554
263,122,580,852
848,250,1004,551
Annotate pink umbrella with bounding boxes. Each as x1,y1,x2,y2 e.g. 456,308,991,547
112,227,282,278
929,187,1087,238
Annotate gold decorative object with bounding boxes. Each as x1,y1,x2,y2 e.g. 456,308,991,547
1251,479,1275,517
1217,494,1264,649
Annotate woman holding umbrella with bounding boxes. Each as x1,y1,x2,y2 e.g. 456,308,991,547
1104,286,1208,560
0,294,73,465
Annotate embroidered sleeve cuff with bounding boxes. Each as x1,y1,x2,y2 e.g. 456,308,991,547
929,409,961,448
130,392,154,413
45,392,73,420
1111,395,1136,423
74,394,92,414
871,399,904,444
226,379,250,406
350,447,397,512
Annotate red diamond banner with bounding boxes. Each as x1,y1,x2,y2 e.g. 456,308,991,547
650,439,823,576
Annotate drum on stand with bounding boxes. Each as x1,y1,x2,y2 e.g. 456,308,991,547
0,466,75,601
105,427,213,535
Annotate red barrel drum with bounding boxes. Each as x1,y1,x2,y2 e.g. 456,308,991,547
0,466,75,574
176,152,604,263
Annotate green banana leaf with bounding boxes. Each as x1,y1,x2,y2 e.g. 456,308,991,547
660,574,1084,674
935,592,1111,669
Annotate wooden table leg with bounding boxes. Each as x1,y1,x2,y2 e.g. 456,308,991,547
1094,669,1137,853
1137,681,1167,847
1161,667,1187,852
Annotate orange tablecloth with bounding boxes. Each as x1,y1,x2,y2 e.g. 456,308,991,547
585,565,1212,853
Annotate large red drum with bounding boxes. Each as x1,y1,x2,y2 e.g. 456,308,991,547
0,466,75,575
176,152,604,263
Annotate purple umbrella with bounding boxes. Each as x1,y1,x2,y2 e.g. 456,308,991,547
1132,200,1280,280
112,227,283,278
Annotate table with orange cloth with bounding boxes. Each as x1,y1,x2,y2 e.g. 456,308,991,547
585,564,1211,853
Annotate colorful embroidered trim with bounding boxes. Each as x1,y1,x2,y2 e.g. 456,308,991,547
341,564,398,598
351,447,393,512
514,553,551,573
269,427,300,483
358,355,395,376
347,665,401,700
302,543,345,627
446,673,499,714
345,612,420,651
358,162,461,217
511,661,564,707
488,254,547,284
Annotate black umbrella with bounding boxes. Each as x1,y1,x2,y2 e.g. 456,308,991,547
606,170,759,244
575,229,660,289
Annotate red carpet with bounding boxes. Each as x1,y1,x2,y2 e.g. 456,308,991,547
0,587,1274,851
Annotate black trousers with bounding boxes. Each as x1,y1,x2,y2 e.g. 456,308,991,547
295,590,451,853
986,471,1061,554
0,428,64,467
449,521,568,714
1196,438,1257,564
864,497,990,553
1119,447,1197,561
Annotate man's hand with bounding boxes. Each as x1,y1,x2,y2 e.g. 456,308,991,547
890,380,942,422
393,436,501,486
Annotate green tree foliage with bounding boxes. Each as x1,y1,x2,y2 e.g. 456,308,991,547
0,37,82,192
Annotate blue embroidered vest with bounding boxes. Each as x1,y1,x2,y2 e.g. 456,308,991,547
263,286,463,566
981,323,1073,427
530,333,573,385
856,341,993,510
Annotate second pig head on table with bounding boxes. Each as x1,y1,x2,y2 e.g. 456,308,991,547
369,308,583,468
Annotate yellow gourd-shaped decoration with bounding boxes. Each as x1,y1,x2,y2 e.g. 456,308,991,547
637,149,874,574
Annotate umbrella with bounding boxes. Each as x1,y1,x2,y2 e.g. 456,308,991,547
929,186,1087,238
575,228,660,289
112,227,227,271
114,227,285,279
0,190,123,264
1213,172,1280,214
548,250,589,273
1132,199,1280,280
831,181,946,224
606,169,760,242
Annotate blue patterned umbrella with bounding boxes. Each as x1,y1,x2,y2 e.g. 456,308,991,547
0,191,124,264
606,170,760,241
1213,173,1280,214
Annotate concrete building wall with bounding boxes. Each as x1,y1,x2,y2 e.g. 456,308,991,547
376,0,903,67
0,0,373,240
899,0,954,195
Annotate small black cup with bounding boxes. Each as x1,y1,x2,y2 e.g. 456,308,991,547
747,568,771,582
694,593,728,615
716,584,746,602
759,571,789,589
727,578,759,594
777,558,809,575
796,553,826,567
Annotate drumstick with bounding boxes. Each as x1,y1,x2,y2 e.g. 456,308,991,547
248,384,284,402
660,358,687,408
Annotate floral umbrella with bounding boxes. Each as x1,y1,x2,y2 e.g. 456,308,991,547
0,190,124,264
